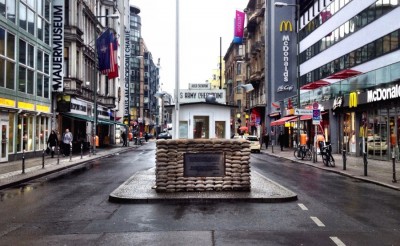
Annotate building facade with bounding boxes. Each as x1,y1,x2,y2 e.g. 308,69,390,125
244,0,266,137
127,5,160,137
0,0,53,162
265,0,400,162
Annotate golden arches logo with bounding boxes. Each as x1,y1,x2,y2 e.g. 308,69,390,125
349,92,358,108
280,20,293,32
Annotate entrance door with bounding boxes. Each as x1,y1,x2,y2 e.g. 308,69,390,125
0,122,8,162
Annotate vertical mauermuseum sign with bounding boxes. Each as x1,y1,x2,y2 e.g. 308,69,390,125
52,0,64,92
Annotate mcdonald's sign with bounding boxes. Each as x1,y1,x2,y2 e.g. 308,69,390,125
349,92,358,108
280,20,293,32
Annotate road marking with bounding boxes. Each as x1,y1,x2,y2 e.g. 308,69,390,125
298,203,308,210
330,236,346,246
310,216,325,227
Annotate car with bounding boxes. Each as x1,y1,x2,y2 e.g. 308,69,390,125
156,132,172,140
245,135,261,153
367,136,387,154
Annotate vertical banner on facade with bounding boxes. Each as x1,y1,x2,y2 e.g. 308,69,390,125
233,10,245,44
124,27,131,119
273,0,297,102
52,0,64,92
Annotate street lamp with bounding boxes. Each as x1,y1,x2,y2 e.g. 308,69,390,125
275,1,301,146
91,13,119,155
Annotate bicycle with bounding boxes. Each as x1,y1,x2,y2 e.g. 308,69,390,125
319,141,335,167
294,145,312,161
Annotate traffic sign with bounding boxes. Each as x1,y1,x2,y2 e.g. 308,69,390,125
294,108,313,115
312,109,321,125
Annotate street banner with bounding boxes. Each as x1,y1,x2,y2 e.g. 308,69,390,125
233,10,245,44
96,29,113,74
108,37,119,79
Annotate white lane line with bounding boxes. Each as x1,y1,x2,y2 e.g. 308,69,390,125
330,236,346,246
310,216,325,227
298,203,308,210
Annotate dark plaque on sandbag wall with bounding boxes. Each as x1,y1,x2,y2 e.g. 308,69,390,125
184,152,225,177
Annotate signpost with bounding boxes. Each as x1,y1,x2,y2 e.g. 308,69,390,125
312,102,320,163
294,108,312,115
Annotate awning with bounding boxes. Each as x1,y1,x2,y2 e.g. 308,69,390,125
270,116,297,126
300,80,330,90
61,113,93,122
299,115,312,121
98,118,128,127
326,69,361,79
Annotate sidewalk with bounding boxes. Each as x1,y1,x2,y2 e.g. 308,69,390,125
260,145,400,190
0,143,139,190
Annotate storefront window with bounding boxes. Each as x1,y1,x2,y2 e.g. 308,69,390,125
8,112,13,153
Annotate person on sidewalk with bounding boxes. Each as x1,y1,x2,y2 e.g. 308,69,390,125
62,128,73,157
278,131,284,151
121,131,127,147
47,130,58,158
263,132,270,149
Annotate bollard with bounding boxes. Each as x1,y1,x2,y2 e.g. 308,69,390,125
81,143,83,159
392,148,397,183
57,146,60,164
271,141,274,153
42,148,45,169
363,153,368,176
22,149,25,174
342,149,347,170
89,145,92,157
69,144,72,162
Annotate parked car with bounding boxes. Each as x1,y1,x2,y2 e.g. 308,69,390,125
367,136,387,154
156,132,172,140
245,135,261,153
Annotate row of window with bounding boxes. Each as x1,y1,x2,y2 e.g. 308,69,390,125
300,29,400,86
0,0,51,45
0,27,50,98
299,0,352,41
300,0,399,63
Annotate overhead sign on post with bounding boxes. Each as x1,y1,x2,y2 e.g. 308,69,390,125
294,108,312,115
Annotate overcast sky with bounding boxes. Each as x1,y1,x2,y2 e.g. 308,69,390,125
129,0,248,95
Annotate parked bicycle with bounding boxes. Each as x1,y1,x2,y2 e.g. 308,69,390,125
294,145,312,161
319,141,335,167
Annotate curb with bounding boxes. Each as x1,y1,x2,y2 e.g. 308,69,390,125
257,151,400,191
0,146,136,190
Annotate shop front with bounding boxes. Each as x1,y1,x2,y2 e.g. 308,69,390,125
335,83,400,161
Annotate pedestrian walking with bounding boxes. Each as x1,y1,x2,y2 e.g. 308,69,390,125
263,132,270,149
47,130,58,158
121,131,127,146
278,131,284,151
62,128,73,156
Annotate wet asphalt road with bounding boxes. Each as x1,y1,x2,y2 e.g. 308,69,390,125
0,141,399,245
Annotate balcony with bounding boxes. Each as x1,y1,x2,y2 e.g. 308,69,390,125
98,95,116,108
64,78,83,96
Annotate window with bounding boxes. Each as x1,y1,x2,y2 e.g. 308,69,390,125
215,121,225,139
390,30,399,51
193,116,209,139
19,3,27,31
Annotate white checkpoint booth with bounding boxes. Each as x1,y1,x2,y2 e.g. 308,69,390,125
167,102,236,139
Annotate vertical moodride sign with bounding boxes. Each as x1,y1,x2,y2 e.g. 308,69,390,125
52,0,64,92
274,1,297,103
